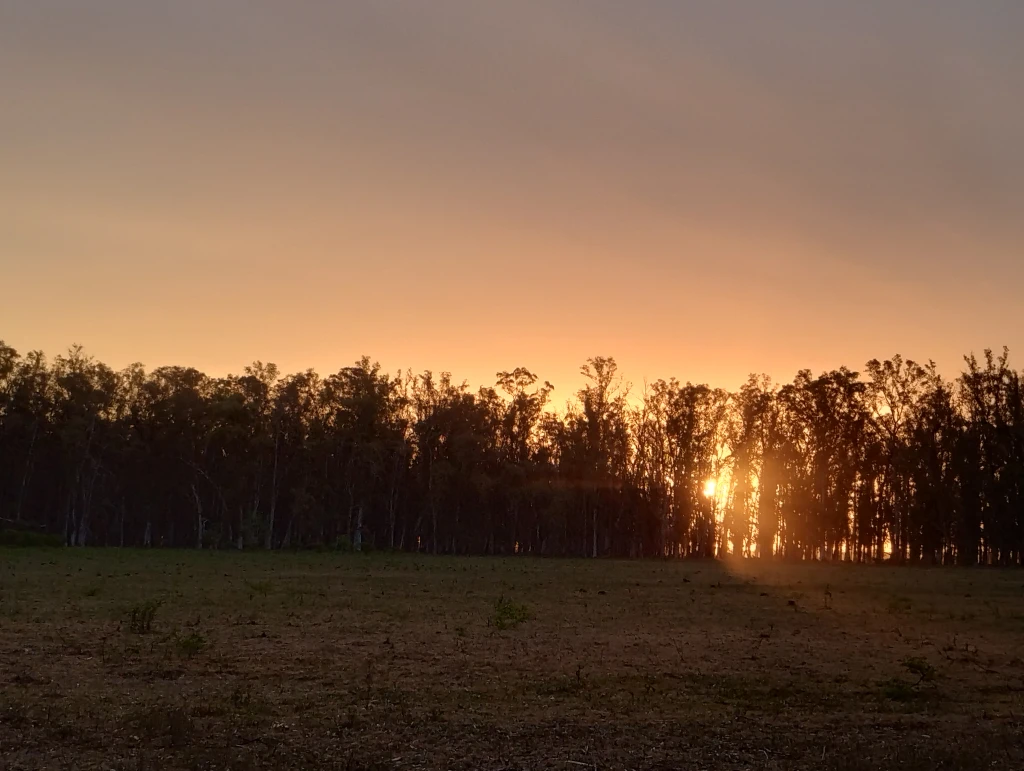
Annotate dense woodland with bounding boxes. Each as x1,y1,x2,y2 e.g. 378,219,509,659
1,339,1022,564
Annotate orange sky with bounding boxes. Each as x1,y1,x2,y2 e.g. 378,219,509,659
2,2,1023,399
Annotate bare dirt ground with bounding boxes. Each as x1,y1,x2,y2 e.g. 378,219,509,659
1,550,1023,770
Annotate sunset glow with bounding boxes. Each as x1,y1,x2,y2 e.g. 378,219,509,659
2,4,1022,392
3,6,1024,767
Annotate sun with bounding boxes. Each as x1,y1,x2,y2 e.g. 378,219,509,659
703,479,717,498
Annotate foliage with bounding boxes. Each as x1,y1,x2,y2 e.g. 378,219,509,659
174,631,208,659
491,596,531,629
245,580,273,598
879,677,919,702
127,599,163,634
0,530,63,548
2,337,1024,564
901,656,937,683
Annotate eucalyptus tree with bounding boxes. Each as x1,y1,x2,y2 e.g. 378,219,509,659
492,368,553,554
410,371,498,554
549,358,631,557
658,381,730,557
2,336,1022,562
957,349,1024,564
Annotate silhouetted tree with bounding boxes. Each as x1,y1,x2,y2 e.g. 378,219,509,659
2,336,1023,563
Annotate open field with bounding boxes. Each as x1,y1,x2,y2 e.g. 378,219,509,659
1,551,1023,770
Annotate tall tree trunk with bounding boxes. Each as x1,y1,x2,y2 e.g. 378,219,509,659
264,432,279,550
77,465,97,547
388,494,397,550
15,421,38,523
192,483,205,549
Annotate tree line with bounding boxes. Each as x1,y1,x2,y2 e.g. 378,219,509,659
1,339,1022,564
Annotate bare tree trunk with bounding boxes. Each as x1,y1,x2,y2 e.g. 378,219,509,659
264,432,279,550
191,483,205,549
388,494,397,550
15,422,38,523
431,502,438,555
77,464,97,547
282,515,293,549
387,454,400,550
65,500,76,546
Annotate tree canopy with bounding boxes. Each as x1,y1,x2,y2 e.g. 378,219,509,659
2,339,1022,564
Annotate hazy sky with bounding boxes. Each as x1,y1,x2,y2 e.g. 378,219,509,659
3,1,1023,397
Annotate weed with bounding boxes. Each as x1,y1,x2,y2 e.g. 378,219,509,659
127,599,163,634
887,596,913,614
902,656,937,684
538,665,588,697
879,659,937,703
0,530,63,547
230,685,253,710
491,596,530,630
338,708,361,730
83,585,101,598
880,677,919,702
245,580,273,598
175,630,208,659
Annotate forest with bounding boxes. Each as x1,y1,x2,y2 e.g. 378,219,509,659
1,339,1022,564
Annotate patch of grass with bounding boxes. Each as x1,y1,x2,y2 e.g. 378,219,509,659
902,656,937,684
174,630,208,659
127,599,163,634
0,530,63,547
887,595,913,614
245,579,273,598
879,677,919,702
491,596,530,629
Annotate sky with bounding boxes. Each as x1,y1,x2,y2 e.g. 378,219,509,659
2,1,1023,400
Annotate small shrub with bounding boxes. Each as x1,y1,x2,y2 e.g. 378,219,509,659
175,631,207,659
491,596,531,630
127,600,163,634
880,677,918,702
902,656,936,683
